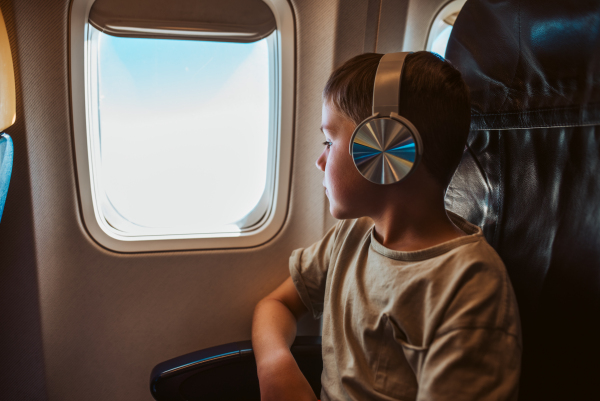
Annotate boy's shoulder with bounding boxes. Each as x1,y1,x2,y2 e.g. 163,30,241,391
418,224,520,340
438,215,510,290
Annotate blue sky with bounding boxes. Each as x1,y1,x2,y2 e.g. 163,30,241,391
94,29,272,232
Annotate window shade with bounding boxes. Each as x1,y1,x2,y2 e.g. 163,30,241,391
88,0,276,42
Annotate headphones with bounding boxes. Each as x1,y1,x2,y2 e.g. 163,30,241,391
349,52,423,185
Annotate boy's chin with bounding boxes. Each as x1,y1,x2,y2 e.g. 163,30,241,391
329,203,363,220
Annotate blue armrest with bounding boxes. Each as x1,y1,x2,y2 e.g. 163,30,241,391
0,133,13,222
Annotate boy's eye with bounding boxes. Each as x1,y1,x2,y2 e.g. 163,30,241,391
323,141,332,149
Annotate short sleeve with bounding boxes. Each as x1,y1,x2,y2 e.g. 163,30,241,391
289,222,341,319
416,328,521,401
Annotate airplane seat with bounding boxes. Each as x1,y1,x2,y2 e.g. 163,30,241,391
0,6,16,223
444,0,600,399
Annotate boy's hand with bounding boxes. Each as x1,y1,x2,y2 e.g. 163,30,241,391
257,348,318,401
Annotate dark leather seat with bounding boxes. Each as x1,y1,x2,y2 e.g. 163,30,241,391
444,0,600,399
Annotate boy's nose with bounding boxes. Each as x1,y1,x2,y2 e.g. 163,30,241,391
316,150,326,171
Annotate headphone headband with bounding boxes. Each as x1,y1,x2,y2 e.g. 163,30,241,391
373,52,411,116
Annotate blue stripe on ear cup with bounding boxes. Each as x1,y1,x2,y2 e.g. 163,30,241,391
352,143,382,163
386,142,416,163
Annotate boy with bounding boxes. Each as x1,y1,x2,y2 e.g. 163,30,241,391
252,52,521,401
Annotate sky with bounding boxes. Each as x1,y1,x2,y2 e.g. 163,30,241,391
94,29,272,233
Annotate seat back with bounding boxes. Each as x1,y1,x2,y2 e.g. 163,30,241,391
444,0,600,399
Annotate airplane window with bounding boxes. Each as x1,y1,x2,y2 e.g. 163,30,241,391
426,0,466,58
86,26,276,238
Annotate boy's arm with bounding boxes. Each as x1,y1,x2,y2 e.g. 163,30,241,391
252,276,318,401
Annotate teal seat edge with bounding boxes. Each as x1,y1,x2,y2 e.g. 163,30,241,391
0,132,14,223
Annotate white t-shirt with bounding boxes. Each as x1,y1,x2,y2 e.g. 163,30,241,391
290,212,522,401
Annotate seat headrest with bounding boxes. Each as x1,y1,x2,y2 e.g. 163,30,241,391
446,0,600,130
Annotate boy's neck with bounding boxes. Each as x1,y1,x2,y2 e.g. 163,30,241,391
369,174,465,253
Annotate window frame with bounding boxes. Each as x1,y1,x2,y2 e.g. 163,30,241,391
425,0,466,56
69,0,295,252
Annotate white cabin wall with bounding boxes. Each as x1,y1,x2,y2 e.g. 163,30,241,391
0,1,57,400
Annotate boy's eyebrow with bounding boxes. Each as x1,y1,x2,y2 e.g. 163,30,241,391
320,125,336,134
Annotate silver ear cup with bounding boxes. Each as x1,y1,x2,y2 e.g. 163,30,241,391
350,115,421,185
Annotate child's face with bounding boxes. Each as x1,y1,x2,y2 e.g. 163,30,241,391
317,103,377,219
